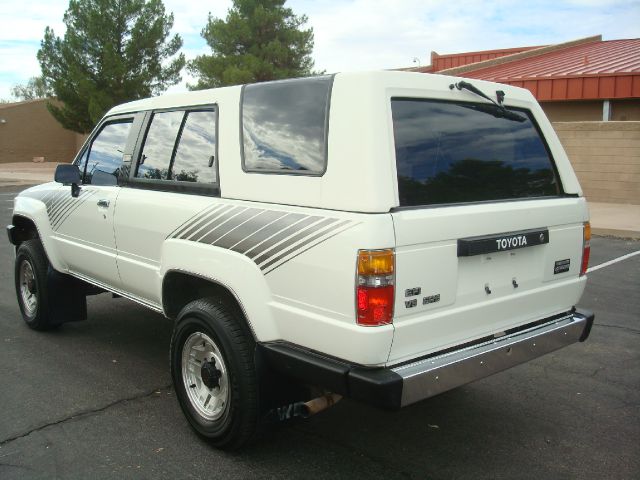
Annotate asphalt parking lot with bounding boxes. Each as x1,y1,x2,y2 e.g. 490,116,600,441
1,184,638,480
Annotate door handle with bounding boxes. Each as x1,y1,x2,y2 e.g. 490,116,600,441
97,199,110,208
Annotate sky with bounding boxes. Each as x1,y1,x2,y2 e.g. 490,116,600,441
0,0,639,100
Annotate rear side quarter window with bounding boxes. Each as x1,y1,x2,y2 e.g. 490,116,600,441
241,76,333,175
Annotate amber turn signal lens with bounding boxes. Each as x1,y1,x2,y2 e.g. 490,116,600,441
357,249,394,276
584,221,591,242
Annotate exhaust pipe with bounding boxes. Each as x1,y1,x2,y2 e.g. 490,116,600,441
268,393,343,422
304,393,342,416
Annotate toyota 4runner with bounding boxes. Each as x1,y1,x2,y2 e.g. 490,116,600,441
8,71,594,448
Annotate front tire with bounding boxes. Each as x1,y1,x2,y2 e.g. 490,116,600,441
14,239,56,330
170,298,259,449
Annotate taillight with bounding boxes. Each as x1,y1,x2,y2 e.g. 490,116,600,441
580,221,591,276
356,249,395,326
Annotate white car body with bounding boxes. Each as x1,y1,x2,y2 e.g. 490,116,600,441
10,71,593,418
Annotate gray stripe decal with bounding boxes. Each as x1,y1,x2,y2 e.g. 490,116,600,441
232,213,306,254
48,191,76,221
54,190,97,230
43,192,58,211
50,200,76,228
228,211,288,253
198,208,259,245
193,207,248,243
46,192,66,215
263,221,357,274
168,204,220,239
49,191,68,211
252,217,334,264
51,189,95,219
49,196,76,224
40,190,58,207
261,220,351,271
212,209,271,249
247,215,320,259
179,205,231,240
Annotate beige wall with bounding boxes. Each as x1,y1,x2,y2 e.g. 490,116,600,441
554,121,640,204
542,99,640,122
0,99,83,164
611,99,640,121
542,101,603,122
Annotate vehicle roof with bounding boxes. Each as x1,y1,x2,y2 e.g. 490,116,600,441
106,70,537,116
107,84,243,116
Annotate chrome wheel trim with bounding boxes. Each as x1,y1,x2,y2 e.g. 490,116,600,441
19,260,37,316
181,332,229,422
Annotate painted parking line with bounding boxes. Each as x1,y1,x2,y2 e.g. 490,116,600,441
588,250,640,273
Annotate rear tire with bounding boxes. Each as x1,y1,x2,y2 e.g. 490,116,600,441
14,239,57,330
170,298,259,449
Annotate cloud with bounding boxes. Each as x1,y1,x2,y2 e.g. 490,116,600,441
296,0,640,71
0,1,66,42
1,0,639,100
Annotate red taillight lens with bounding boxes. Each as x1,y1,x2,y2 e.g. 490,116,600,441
580,221,591,276
357,285,394,326
356,249,395,326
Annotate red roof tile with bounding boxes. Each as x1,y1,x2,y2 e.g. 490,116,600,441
430,46,543,72
465,39,640,81
456,38,640,100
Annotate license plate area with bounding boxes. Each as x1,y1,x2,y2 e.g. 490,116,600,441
457,228,549,257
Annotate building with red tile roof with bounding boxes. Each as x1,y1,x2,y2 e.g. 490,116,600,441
409,35,640,122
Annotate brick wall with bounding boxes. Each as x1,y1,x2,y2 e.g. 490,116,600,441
553,121,640,204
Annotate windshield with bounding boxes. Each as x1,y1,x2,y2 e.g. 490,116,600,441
391,98,560,207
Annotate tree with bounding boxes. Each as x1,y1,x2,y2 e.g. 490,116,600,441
11,76,53,101
38,0,185,133
189,0,316,89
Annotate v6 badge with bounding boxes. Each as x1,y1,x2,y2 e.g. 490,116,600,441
554,259,570,274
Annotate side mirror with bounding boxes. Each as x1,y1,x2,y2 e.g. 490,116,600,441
54,164,81,197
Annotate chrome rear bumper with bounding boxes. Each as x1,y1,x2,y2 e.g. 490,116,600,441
260,309,594,410
392,310,593,407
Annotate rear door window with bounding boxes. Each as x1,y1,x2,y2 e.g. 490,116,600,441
171,111,217,184
391,99,560,207
134,108,218,188
136,111,183,180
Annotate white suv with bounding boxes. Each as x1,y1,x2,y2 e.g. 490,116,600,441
8,71,594,448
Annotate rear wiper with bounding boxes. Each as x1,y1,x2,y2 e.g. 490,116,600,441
460,102,527,123
449,80,526,122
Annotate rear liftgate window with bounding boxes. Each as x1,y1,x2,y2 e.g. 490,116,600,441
241,75,332,175
391,99,560,207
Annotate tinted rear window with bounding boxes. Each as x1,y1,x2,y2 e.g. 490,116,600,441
391,99,560,207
